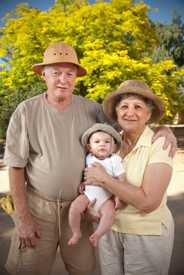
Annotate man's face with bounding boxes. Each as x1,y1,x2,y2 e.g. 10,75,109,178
42,63,77,101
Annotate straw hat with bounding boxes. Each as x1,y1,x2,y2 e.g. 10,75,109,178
81,123,122,152
103,80,164,123
32,42,87,76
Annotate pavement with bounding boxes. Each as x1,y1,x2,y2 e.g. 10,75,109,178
0,150,184,275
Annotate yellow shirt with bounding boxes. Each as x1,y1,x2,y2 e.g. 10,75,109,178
112,126,173,235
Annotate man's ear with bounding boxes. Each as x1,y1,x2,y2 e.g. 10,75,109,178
41,71,45,80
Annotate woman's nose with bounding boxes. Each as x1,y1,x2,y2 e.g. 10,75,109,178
126,106,134,116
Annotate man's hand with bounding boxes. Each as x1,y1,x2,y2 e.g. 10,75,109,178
16,214,41,249
152,126,177,157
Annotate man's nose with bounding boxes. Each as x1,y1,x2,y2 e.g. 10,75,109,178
58,73,67,82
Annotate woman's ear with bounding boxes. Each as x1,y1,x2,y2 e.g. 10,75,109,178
146,110,152,124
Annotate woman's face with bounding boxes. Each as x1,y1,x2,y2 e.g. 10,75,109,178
116,96,152,134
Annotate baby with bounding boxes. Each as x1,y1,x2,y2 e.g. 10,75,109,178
68,123,125,247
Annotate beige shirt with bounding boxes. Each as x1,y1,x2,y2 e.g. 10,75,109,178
112,126,173,235
4,93,108,200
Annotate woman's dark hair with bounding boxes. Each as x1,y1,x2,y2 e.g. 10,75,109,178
114,93,155,119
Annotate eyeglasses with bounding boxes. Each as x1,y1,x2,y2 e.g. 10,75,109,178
43,67,77,79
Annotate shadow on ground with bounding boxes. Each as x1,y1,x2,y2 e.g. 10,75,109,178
168,193,184,275
0,193,184,275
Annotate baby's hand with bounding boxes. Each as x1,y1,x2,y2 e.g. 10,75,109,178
114,197,127,210
78,182,85,194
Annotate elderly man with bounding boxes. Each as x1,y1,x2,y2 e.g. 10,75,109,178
4,41,176,275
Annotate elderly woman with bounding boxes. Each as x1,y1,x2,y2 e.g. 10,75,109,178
84,80,174,275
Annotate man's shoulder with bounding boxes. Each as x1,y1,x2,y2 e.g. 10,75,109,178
16,93,43,111
21,93,43,105
74,95,101,108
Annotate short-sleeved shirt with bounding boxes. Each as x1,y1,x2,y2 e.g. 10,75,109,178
112,126,173,235
84,153,124,210
4,93,108,200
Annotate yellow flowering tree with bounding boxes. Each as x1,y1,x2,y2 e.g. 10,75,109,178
0,0,183,137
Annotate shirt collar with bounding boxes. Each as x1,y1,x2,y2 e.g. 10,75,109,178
134,126,153,150
121,126,154,154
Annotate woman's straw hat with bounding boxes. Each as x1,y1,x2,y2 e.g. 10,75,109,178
103,80,164,123
32,42,86,76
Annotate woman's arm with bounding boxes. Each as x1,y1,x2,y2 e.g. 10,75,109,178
84,162,172,213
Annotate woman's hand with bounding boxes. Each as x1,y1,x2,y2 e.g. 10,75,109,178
152,126,177,157
84,162,110,186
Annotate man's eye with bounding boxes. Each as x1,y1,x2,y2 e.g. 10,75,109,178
52,71,59,76
67,72,74,77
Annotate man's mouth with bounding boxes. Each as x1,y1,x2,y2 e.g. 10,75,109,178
57,86,67,89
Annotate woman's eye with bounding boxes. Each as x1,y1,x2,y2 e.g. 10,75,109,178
120,105,127,109
135,105,142,109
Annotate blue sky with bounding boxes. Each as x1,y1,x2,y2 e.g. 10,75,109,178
0,0,184,26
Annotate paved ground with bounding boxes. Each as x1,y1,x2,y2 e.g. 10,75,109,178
0,150,184,275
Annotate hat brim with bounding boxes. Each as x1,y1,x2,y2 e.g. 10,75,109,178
81,123,122,152
103,87,164,123
32,61,87,77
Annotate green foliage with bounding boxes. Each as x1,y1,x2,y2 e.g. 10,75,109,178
153,14,184,122
0,0,183,138
154,15,184,67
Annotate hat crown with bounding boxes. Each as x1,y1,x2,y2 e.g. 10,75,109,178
103,79,164,123
32,41,87,76
118,80,152,95
43,42,79,64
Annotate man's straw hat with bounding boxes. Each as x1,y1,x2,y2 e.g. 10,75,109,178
103,80,164,123
32,42,87,76
81,123,122,152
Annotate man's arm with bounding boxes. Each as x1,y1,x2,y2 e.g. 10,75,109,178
9,167,40,248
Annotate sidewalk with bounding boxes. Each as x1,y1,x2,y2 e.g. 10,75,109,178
0,150,184,275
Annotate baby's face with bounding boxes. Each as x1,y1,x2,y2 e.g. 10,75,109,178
88,131,114,160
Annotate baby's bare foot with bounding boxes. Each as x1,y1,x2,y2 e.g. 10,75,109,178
89,233,100,247
68,233,81,246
